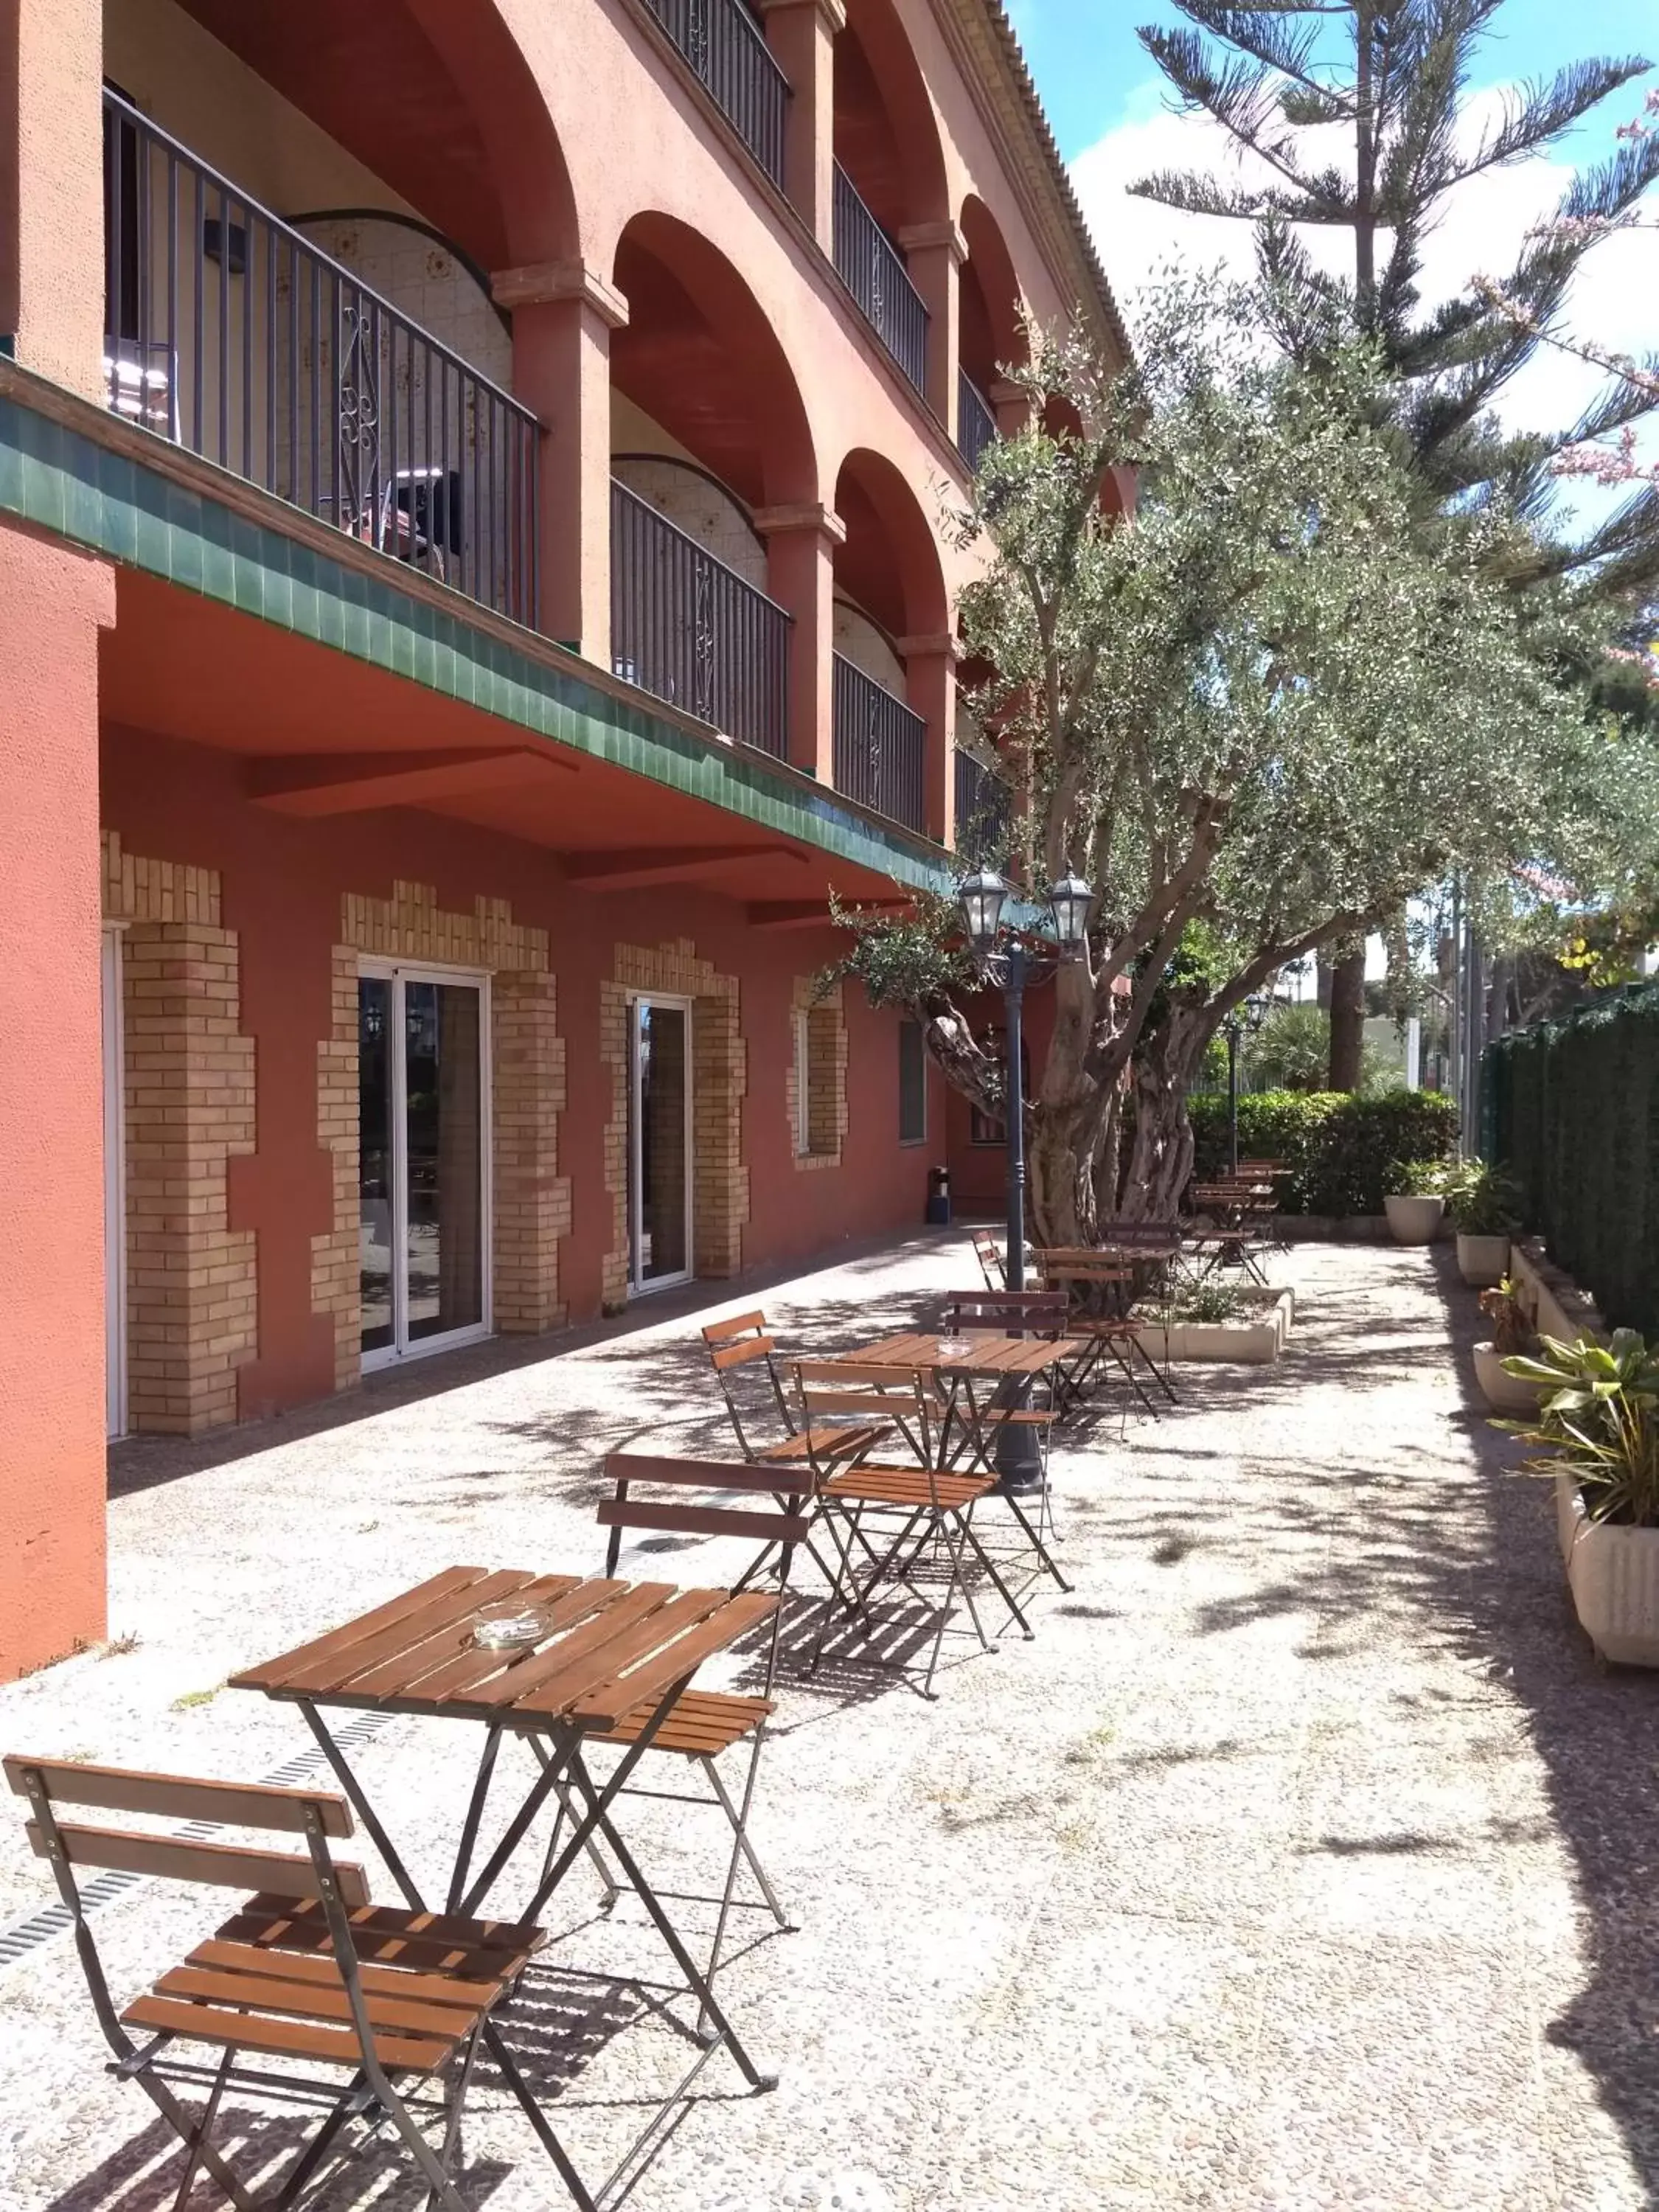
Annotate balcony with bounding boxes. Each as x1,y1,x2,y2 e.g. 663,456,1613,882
832,653,925,832
954,748,1012,859
101,90,538,626
611,480,792,757
957,372,996,473
641,0,789,189
832,165,928,398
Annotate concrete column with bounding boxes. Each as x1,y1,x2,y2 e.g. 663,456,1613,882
757,501,844,785
988,375,1031,439
897,220,964,433
495,260,629,663
0,523,114,1678
0,0,104,399
898,630,959,847
760,0,844,251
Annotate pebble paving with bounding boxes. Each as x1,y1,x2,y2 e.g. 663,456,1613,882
1,1231,1656,2211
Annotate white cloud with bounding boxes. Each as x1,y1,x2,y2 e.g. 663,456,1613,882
1069,81,1656,537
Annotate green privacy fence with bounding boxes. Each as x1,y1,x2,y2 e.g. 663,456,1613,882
1484,984,1659,1333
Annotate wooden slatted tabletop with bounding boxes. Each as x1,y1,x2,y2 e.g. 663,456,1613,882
849,1330,1083,1377
229,1566,777,1734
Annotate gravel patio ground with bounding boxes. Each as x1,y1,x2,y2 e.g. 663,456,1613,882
2,1231,1658,2211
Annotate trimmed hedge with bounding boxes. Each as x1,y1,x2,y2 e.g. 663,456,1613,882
1188,1088,1460,1216
1486,984,1659,1333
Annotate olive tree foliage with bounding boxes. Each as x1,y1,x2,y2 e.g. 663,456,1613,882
832,276,1658,1241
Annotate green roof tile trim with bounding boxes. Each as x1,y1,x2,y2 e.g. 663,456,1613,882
0,389,957,897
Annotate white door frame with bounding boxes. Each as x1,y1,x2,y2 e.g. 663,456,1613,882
627,991,694,1296
102,925,128,1440
359,959,493,1372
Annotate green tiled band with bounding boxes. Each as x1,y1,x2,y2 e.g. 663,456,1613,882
0,390,956,897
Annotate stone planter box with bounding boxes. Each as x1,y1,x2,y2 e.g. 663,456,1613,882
1509,1242,1607,1347
1385,1194,1445,1245
1555,1473,1659,1666
1132,1286,1294,1365
1456,1231,1510,1285
1472,1341,1542,1414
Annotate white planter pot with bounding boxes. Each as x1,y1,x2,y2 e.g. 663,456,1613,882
1472,1341,1541,1415
1385,1194,1444,1245
1456,1231,1510,1285
1556,1472,1659,1666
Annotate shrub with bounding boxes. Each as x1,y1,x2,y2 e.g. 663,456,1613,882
1188,1088,1459,1214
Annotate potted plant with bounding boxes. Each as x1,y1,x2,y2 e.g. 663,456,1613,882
1501,1330,1659,1665
1472,1278,1540,1412
1443,1159,1520,1284
1383,1159,1445,1245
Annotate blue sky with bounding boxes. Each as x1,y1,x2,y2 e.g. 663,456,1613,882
1023,1,1658,537
1018,0,1658,167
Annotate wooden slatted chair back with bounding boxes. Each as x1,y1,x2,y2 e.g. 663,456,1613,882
970,1228,1006,1290
700,1310,793,1460
941,1289,1068,1337
1091,1218,1183,1248
598,1452,812,1579
4,1753,371,1907
790,1360,933,1475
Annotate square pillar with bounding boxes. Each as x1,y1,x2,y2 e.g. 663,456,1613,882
899,630,959,847
495,260,629,663
897,220,964,432
0,524,114,1677
759,0,844,250
757,501,844,784
0,0,104,399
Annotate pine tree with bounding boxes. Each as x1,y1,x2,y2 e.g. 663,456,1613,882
1132,1,1659,1085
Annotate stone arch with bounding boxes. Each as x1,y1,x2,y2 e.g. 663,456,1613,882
609,212,819,509
959,194,1028,389
175,0,579,269
832,448,950,643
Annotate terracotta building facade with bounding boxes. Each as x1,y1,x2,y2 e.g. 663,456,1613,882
0,0,1123,1676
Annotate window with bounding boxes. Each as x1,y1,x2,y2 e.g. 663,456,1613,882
793,1009,813,1156
899,1020,927,1144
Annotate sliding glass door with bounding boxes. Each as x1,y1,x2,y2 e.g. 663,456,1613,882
360,964,489,1368
627,995,692,1294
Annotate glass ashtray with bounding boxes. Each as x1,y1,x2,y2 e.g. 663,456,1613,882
936,1336,973,1359
472,1603,549,1651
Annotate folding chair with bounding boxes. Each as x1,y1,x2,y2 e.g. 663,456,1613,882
582,1452,807,1996
4,1753,569,2212
1186,1185,1272,1287
970,1228,1006,1292
701,1310,886,1472
1031,1251,1178,1418
937,1289,1072,1445
790,1361,1029,1699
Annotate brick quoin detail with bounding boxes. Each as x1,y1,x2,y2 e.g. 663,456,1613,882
102,835,257,1435
602,941,748,1310
787,973,848,1172
313,883,566,1380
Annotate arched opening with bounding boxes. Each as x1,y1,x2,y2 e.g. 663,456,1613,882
830,0,948,400
608,212,818,757
958,195,1027,466
102,0,576,621
831,450,949,835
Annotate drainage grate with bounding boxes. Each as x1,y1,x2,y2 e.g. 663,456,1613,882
0,1711,394,1969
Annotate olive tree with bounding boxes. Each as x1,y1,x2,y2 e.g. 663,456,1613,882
835,279,1657,1240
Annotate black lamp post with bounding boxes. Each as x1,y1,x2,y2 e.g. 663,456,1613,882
957,866,1094,1489
1223,987,1273,1176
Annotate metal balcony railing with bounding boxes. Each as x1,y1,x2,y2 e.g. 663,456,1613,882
611,481,791,757
642,0,789,188
954,748,1012,859
957,371,997,472
101,90,538,625
832,164,928,397
832,653,926,832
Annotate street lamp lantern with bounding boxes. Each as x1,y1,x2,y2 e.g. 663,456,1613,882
957,868,1009,959
1048,873,1095,955
1245,987,1272,1032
